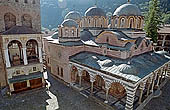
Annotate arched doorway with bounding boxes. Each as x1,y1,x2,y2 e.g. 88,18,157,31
8,40,23,66
109,82,126,99
26,39,39,63
4,13,16,30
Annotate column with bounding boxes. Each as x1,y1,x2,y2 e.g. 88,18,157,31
89,73,96,96
159,67,164,83
27,80,30,87
104,79,112,103
156,70,161,87
38,46,43,63
147,76,153,96
22,47,28,65
77,68,82,87
4,49,11,67
125,86,137,110
150,72,157,93
138,81,146,104
162,35,166,50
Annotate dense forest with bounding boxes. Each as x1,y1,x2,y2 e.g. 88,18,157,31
40,0,170,30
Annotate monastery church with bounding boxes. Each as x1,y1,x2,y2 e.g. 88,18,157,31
44,0,170,110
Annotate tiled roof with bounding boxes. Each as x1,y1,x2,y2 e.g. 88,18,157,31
70,51,170,82
2,26,40,35
8,72,43,83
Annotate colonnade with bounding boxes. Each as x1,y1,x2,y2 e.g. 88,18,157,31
4,45,43,68
69,61,170,110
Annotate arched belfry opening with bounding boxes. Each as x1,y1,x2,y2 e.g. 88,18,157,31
21,14,32,28
8,40,23,66
26,39,39,63
4,13,16,30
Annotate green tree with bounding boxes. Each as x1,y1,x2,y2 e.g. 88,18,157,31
144,0,162,43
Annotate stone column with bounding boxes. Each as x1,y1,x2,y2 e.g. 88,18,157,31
27,80,30,87
89,73,96,96
125,86,137,110
156,70,162,87
104,79,112,103
162,35,166,50
4,49,11,68
77,68,82,87
147,76,153,96
9,83,14,92
38,46,43,63
138,81,146,104
160,67,166,83
151,72,157,93
22,47,28,65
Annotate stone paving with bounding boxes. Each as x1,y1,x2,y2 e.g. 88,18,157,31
0,73,170,110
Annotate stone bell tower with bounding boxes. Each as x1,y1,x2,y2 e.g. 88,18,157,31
0,0,45,92
0,0,41,32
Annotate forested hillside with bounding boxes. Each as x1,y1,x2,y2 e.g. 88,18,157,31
40,0,170,30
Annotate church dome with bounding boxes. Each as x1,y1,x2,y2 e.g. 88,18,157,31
113,3,142,16
64,11,81,21
117,64,138,74
80,30,94,41
61,19,78,28
85,6,106,17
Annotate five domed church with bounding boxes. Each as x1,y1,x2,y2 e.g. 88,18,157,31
44,1,170,110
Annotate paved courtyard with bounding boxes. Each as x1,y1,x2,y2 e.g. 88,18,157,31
0,73,170,110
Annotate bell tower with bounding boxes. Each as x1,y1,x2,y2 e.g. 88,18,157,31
0,0,41,32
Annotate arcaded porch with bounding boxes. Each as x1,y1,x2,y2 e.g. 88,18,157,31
69,51,170,110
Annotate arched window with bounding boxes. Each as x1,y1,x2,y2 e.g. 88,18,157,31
4,13,16,30
114,18,118,28
21,14,32,28
26,40,39,63
129,18,134,28
8,40,23,66
71,29,74,36
137,17,141,29
120,18,125,28
65,29,69,36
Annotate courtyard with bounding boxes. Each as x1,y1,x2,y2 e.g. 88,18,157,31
0,73,170,110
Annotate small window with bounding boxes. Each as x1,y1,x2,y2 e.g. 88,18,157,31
33,67,36,71
106,37,109,43
57,66,59,75
16,70,20,75
61,68,63,77
32,0,36,4
47,58,50,64
24,0,28,3
15,0,18,2
72,29,74,36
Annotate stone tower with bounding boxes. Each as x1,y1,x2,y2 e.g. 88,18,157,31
0,0,45,92
0,0,41,32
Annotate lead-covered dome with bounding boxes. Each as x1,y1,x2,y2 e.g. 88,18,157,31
117,64,138,75
113,3,142,16
85,7,106,17
64,11,81,21
61,19,78,28
80,30,94,41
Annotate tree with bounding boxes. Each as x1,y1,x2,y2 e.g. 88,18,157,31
144,0,162,43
